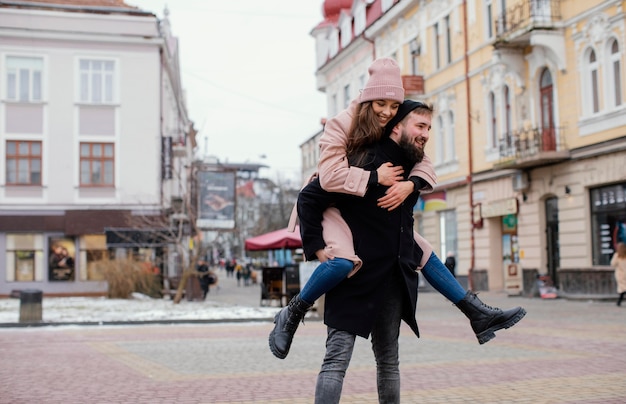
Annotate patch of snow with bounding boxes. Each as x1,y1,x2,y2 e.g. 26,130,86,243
0,296,281,324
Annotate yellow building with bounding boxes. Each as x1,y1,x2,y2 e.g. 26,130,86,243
308,0,626,298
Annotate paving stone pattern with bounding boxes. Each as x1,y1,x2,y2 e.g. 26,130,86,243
1,273,626,403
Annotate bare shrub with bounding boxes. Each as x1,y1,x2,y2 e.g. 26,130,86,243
101,259,161,299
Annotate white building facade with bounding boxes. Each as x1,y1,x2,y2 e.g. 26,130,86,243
0,1,194,296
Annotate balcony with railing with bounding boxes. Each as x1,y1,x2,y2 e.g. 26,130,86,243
494,0,562,47
494,126,570,169
402,75,424,95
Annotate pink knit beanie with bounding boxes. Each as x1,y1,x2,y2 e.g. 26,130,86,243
359,57,405,104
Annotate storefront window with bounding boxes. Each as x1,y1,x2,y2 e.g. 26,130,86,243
590,183,626,265
6,234,44,282
79,235,112,281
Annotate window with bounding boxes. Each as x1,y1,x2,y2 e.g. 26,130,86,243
610,39,622,107
445,111,455,162
503,85,513,151
540,68,556,151
439,210,458,261
5,56,43,102
80,235,111,281
80,142,114,186
434,22,441,69
588,49,600,113
354,2,366,35
499,0,507,32
79,59,115,104
504,85,512,135
410,38,421,74
485,0,493,39
489,91,497,147
6,234,44,282
343,84,351,109
6,140,42,185
340,14,352,49
444,15,452,64
436,115,444,164
590,183,626,265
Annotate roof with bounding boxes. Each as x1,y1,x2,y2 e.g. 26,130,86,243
0,0,150,15
2,0,134,7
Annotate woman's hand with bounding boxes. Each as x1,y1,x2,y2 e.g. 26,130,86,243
377,181,414,211
377,162,404,186
315,249,330,263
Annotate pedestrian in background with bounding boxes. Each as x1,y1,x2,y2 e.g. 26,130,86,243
197,259,210,300
235,261,243,286
225,259,235,278
610,242,626,306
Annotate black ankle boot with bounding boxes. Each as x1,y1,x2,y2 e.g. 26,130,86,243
269,294,312,359
455,291,527,344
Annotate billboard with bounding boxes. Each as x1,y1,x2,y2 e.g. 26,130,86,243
197,170,236,229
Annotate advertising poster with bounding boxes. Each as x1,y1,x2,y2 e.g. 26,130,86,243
49,237,76,281
197,170,236,230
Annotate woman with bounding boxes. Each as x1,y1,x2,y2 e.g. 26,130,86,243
611,242,626,306
269,58,525,360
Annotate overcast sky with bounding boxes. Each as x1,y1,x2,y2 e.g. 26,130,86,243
126,0,327,184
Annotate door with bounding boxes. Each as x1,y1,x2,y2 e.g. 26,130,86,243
540,68,556,151
545,197,560,286
502,214,522,295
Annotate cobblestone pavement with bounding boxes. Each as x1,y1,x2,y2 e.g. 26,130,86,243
1,273,626,403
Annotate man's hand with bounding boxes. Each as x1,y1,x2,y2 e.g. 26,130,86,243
377,162,404,186
377,181,414,211
315,249,330,263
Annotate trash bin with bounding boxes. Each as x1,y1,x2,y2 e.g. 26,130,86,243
19,289,42,323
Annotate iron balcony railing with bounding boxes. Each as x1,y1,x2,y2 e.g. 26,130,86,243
496,126,569,168
495,0,562,40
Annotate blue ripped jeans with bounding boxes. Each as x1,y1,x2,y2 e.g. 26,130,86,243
421,252,467,303
300,252,466,306
299,258,354,304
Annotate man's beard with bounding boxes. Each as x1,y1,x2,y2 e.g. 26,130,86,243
398,130,425,165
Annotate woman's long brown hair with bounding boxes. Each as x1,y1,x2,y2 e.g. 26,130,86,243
617,242,626,258
345,102,384,160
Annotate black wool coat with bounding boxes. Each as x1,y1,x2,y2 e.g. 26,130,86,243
298,137,423,338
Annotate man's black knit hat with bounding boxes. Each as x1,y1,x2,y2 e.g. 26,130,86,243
384,100,428,137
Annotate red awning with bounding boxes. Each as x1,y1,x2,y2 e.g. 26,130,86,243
244,227,302,251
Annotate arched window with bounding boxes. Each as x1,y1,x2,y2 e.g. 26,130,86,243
588,49,600,113
489,91,497,147
540,68,556,151
610,39,622,107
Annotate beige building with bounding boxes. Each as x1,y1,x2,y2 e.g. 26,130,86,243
307,0,626,297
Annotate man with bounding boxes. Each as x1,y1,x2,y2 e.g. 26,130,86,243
297,100,432,403
196,259,210,299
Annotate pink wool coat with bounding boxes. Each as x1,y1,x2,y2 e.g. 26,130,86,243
289,99,437,276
